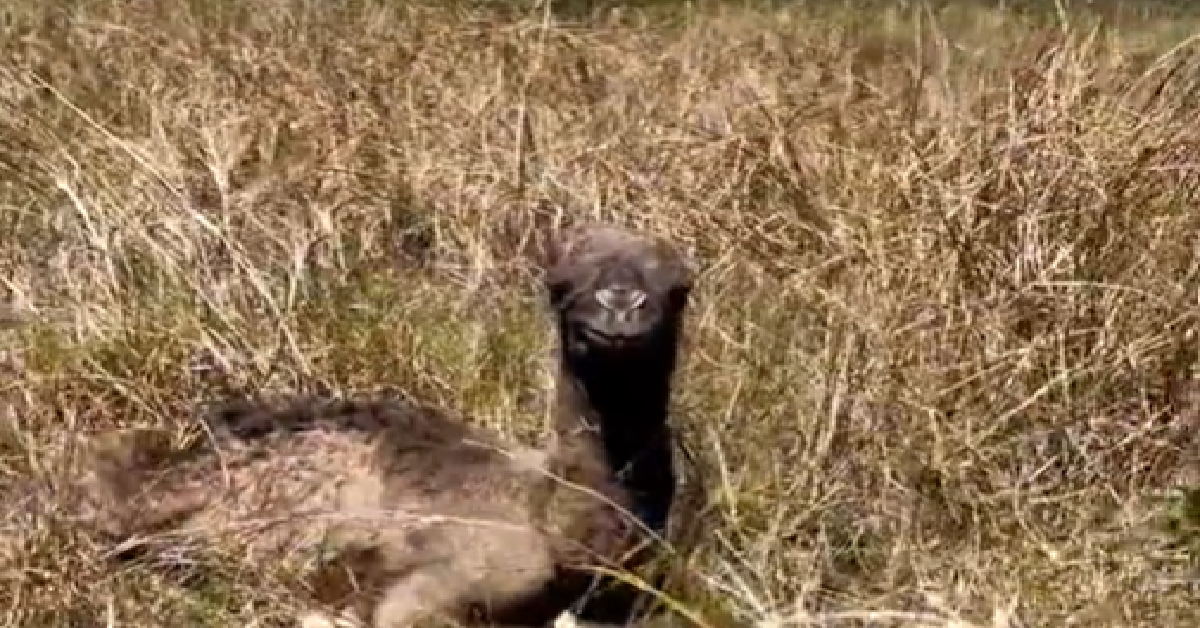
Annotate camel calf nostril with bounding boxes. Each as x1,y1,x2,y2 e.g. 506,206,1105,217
595,286,648,315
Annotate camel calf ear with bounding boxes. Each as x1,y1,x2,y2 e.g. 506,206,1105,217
652,237,698,308
536,225,588,308
537,223,590,271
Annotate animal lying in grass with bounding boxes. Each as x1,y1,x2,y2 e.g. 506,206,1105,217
76,224,698,627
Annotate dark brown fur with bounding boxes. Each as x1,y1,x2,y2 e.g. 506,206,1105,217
78,224,696,628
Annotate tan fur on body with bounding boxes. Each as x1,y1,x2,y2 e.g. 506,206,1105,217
77,224,697,628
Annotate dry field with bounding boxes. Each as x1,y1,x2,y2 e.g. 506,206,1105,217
2,0,1199,626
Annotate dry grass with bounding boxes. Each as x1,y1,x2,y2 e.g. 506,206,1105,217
2,0,1199,626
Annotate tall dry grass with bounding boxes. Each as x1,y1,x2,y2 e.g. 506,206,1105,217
1,0,1198,626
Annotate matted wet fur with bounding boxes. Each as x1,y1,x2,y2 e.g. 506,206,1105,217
77,224,697,628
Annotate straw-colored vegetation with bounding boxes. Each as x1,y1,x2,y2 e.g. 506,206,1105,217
1,0,1198,626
